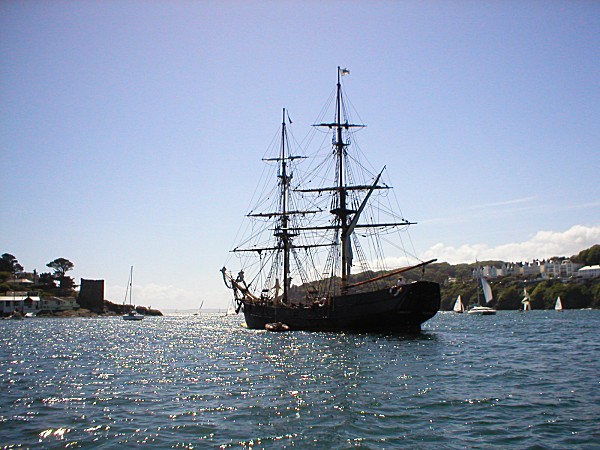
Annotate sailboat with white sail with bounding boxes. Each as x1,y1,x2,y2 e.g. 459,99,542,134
555,296,563,311
193,300,204,316
453,295,465,313
521,288,532,311
468,266,496,315
225,300,237,316
122,266,144,321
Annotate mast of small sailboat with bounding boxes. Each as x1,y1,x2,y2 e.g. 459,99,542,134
475,262,482,305
123,266,133,307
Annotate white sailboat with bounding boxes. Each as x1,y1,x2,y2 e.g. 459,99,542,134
452,295,465,313
468,271,497,315
193,300,204,315
225,300,236,316
555,296,563,311
122,266,144,321
521,288,532,311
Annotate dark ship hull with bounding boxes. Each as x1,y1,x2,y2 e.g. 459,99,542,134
242,281,440,333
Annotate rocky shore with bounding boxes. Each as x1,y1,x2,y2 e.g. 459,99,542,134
35,300,163,318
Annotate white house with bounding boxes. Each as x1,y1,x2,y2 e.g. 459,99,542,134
541,260,561,278
577,265,600,279
561,260,583,277
41,296,79,311
521,261,541,277
0,291,41,316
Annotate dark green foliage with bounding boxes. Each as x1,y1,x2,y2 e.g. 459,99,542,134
0,254,77,297
590,281,600,308
427,246,600,310
573,244,600,265
47,258,74,278
440,277,599,310
0,271,11,283
0,253,23,276
46,257,76,294
496,283,522,310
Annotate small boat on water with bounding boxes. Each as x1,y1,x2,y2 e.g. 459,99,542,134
224,300,237,316
193,300,204,316
555,296,563,311
452,295,465,313
5,310,25,320
265,322,290,332
467,305,497,315
122,266,144,321
221,67,441,333
521,288,532,311
467,268,496,315
123,310,144,321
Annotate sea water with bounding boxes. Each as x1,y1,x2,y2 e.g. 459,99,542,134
1,310,599,449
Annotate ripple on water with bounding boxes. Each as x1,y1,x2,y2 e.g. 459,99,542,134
1,311,599,448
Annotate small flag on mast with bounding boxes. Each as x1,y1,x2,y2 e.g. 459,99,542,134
340,67,350,76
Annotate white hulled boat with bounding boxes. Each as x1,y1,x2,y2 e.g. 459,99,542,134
468,269,496,315
122,266,144,321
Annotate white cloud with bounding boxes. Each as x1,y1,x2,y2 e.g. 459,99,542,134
467,196,538,210
422,224,600,264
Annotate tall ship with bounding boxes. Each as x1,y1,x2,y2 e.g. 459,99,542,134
221,67,440,332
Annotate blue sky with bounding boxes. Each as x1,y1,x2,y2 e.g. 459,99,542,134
1,1,599,311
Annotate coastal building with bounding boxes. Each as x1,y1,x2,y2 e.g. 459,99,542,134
479,263,509,278
477,259,584,281
521,261,541,277
540,260,562,279
0,291,41,316
78,279,105,312
561,260,583,278
41,296,79,311
481,266,496,278
577,265,600,279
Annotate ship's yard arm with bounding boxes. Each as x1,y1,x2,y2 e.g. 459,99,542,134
346,259,438,289
343,168,385,268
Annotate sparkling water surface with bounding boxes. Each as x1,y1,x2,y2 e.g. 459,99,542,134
1,311,599,449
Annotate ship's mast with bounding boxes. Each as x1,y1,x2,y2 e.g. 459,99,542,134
278,108,291,303
334,67,352,286
232,68,420,301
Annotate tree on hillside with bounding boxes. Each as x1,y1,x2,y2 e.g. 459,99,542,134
496,284,522,310
573,244,600,266
562,284,591,309
590,280,600,308
37,272,58,291
47,258,75,290
47,258,74,278
0,253,24,277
